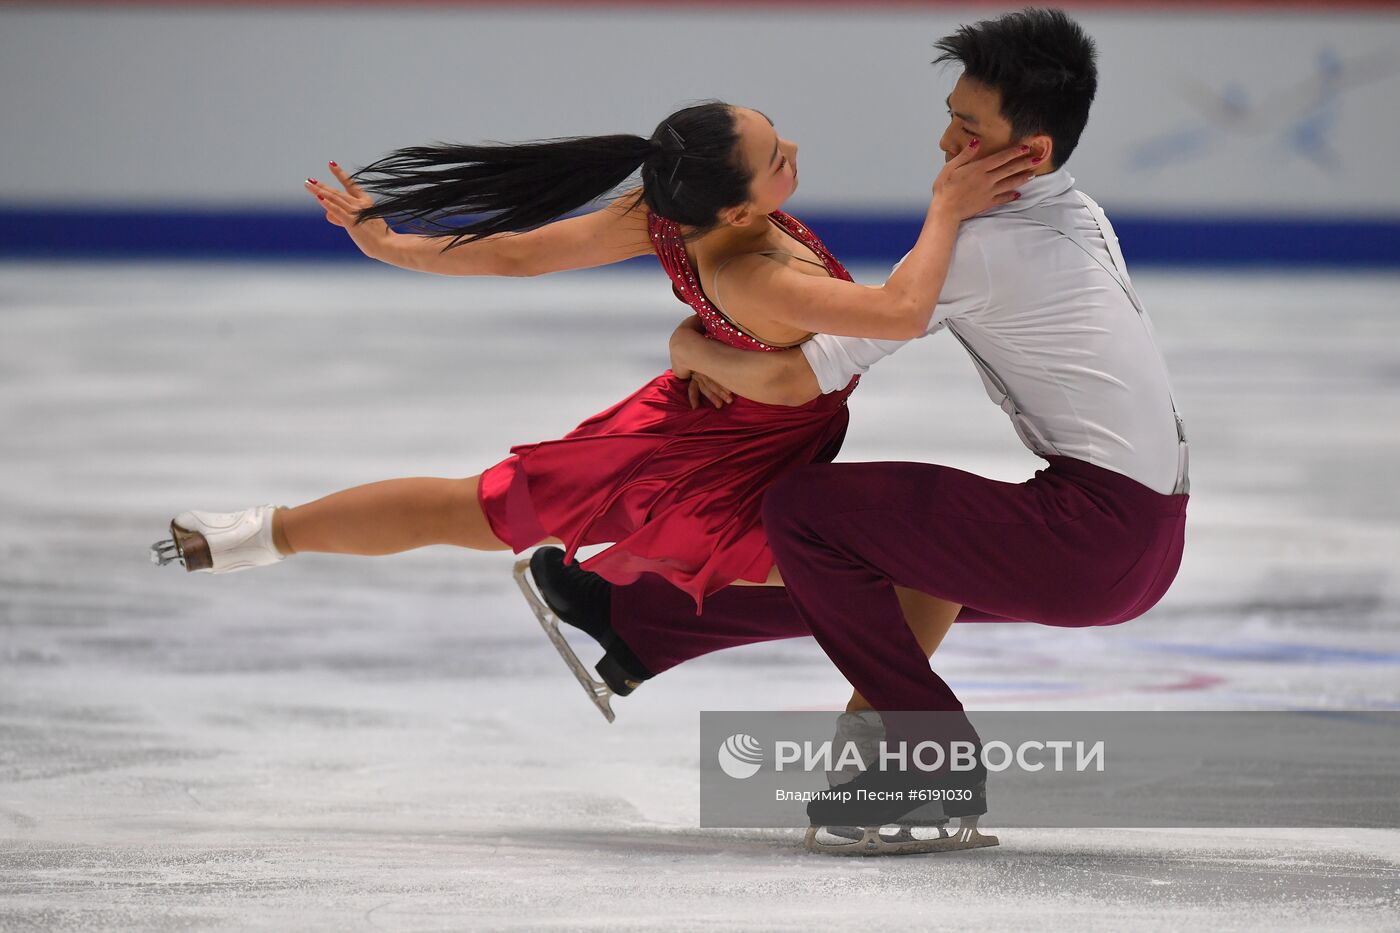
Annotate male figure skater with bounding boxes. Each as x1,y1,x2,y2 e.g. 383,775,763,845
525,7,1189,852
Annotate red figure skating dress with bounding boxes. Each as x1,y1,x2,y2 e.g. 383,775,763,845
476,209,859,612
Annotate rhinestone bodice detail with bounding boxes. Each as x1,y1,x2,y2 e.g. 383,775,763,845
648,210,853,352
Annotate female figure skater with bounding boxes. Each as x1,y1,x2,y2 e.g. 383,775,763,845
151,102,1034,707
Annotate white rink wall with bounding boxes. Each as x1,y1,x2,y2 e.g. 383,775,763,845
2,3,1398,218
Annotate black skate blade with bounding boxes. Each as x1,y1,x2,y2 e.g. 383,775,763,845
513,558,616,723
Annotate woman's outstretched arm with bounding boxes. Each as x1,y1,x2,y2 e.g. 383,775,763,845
307,167,653,276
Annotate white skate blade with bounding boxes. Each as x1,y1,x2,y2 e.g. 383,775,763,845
823,825,867,842
824,816,948,843
804,816,998,856
150,538,181,567
513,558,616,724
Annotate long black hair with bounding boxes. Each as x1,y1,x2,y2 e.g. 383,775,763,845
350,101,752,249
933,7,1098,169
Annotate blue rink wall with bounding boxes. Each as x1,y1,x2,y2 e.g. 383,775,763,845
4,206,1399,267
2,2,1399,266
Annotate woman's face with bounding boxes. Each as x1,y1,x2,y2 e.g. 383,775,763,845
731,106,799,216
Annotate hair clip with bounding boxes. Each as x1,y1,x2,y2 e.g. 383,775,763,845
665,124,686,150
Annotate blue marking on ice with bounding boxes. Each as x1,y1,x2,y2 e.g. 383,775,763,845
1130,640,1400,664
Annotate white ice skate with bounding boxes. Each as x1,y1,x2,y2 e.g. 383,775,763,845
513,558,617,723
149,506,284,573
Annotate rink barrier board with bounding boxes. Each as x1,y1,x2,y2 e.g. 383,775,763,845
3,207,1398,267
5,8,1397,223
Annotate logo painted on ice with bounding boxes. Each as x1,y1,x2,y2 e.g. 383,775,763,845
717,733,764,779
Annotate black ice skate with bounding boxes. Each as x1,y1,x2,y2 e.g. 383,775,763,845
822,710,950,843
513,546,652,723
805,756,998,856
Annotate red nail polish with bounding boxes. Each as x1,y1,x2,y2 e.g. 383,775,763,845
329,161,338,167
969,139,979,148
317,195,325,201
307,178,318,185
1013,192,1022,200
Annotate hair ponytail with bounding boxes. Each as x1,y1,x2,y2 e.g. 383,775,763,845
351,135,657,248
351,101,751,249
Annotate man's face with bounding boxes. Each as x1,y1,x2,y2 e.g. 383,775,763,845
939,75,1025,164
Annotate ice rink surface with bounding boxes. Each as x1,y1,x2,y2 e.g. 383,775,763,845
2,261,1399,931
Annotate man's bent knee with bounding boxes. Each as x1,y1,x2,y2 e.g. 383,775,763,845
762,465,839,531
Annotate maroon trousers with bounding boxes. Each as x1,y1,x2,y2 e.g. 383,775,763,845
611,456,1188,715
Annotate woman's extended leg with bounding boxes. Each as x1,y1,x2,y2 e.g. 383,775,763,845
272,475,560,556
